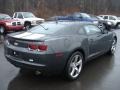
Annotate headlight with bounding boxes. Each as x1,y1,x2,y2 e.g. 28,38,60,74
107,21,112,25
41,19,45,23
5,22,12,26
32,21,37,24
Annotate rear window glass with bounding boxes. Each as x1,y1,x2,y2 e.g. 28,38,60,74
29,23,81,35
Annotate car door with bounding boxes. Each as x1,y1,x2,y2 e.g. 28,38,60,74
16,13,24,25
108,16,117,23
84,25,111,57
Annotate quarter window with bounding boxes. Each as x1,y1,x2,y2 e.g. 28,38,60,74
104,16,108,19
109,16,116,20
84,25,101,35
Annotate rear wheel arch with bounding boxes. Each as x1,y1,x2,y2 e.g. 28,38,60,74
63,48,85,71
114,36,117,42
24,21,31,30
67,48,85,63
112,34,117,43
63,48,85,80
116,22,120,28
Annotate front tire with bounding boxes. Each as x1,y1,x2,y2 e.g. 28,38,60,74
0,26,5,34
64,52,83,80
108,38,117,55
116,23,120,29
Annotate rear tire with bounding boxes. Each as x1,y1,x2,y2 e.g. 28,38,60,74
116,23,120,29
24,22,31,30
64,51,83,81
98,23,105,30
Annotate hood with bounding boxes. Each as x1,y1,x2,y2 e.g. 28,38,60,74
24,17,44,21
0,19,19,23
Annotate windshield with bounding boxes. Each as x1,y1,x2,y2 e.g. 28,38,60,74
72,13,82,18
29,23,65,35
89,15,98,20
0,14,11,20
23,12,36,18
80,13,91,18
112,16,118,20
97,16,104,20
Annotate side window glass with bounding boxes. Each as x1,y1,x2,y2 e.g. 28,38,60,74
109,16,116,20
74,14,82,18
104,16,108,19
84,25,101,35
18,13,23,19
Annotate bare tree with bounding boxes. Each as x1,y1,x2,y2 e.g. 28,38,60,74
0,0,120,18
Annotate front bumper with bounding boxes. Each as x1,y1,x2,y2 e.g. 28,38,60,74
31,21,44,26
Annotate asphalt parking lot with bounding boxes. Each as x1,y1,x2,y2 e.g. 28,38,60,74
0,30,120,90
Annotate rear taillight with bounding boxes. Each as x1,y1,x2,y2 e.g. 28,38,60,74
28,43,47,51
28,44,38,50
38,45,47,51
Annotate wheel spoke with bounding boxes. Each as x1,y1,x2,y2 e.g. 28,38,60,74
111,39,116,53
71,68,75,76
70,63,74,68
69,53,83,78
74,55,79,63
76,59,82,66
75,67,79,74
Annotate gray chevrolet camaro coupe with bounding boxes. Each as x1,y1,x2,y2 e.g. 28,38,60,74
4,21,117,80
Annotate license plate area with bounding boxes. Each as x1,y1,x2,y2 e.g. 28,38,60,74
10,50,35,62
11,50,21,58
7,48,41,63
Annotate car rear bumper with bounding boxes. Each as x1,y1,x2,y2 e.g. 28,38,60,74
5,46,67,74
6,55,47,71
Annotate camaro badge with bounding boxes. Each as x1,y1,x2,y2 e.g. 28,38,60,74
14,42,18,46
29,59,34,62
